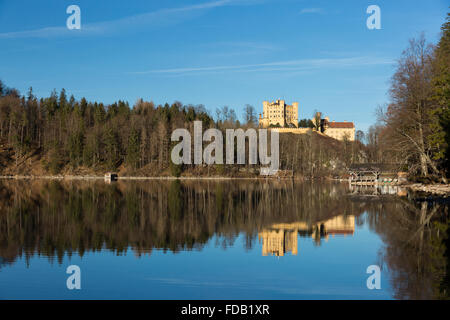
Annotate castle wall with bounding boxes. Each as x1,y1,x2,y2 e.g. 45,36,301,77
272,128,311,134
323,128,355,141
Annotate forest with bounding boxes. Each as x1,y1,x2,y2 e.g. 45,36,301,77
0,78,366,178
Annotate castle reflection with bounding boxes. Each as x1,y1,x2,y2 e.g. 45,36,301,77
258,215,355,256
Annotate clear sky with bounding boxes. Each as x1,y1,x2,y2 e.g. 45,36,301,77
0,0,447,132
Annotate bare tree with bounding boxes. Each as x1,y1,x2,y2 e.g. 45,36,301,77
356,130,365,143
243,104,257,127
378,35,445,181
312,110,322,132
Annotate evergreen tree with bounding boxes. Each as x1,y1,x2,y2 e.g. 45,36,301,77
68,130,84,167
103,126,121,170
430,12,450,176
126,128,140,169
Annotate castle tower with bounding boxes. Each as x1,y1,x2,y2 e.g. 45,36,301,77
259,99,299,128
292,102,299,127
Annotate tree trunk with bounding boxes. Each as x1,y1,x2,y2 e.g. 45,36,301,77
420,153,428,177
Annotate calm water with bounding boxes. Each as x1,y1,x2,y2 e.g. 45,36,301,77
0,179,448,300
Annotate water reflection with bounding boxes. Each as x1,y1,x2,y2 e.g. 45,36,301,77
259,216,355,256
348,185,450,299
0,179,448,299
349,184,408,196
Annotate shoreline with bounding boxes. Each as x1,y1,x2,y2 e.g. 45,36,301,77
402,183,450,197
1,175,448,196
0,175,283,181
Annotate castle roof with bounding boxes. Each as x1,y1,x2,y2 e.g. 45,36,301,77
326,121,354,128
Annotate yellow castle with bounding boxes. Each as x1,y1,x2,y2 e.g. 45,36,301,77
259,99,299,128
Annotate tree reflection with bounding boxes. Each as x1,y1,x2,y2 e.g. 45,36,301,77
0,179,448,299
0,180,360,261
358,196,450,299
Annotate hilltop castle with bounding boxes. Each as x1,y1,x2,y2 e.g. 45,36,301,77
259,99,298,128
258,100,355,141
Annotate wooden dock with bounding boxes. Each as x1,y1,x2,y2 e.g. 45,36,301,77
348,163,403,185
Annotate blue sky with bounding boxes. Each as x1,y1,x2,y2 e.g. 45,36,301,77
0,0,447,132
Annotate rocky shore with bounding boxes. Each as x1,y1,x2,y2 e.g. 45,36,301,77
404,183,450,197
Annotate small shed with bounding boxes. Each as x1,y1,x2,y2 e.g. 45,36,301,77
104,172,118,181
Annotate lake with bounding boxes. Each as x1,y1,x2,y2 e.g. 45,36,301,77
0,179,448,299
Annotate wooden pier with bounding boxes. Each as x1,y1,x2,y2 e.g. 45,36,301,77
348,164,401,185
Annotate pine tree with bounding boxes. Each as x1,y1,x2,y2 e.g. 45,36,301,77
430,12,450,176
68,130,84,167
126,128,140,169
103,126,121,170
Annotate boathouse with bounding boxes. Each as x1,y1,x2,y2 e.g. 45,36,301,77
348,164,401,185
